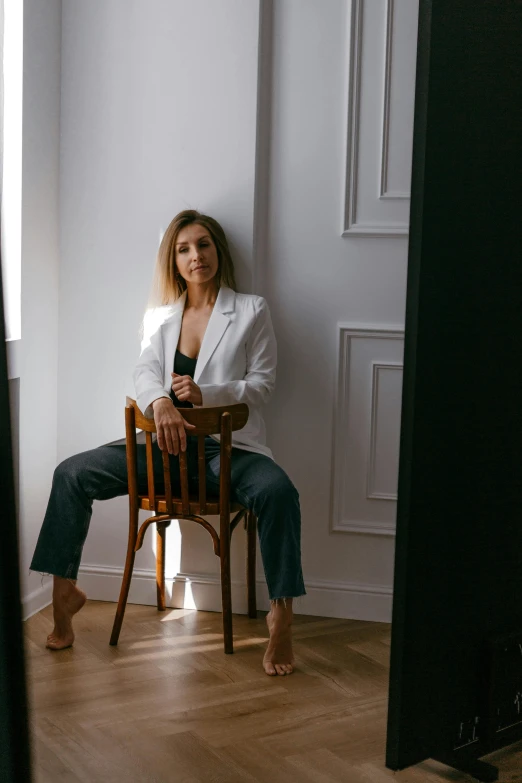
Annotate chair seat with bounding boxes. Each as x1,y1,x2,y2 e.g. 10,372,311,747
138,495,246,516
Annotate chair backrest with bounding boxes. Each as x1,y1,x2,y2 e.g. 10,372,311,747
124,397,249,516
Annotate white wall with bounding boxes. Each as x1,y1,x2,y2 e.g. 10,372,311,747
20,0,418,621
58,0,264,607
1,0,23,341
18,0,62,616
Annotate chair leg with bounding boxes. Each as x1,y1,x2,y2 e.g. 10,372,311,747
220,525,233,654
247,511,257,619
156,524,167,611
110,508,138,646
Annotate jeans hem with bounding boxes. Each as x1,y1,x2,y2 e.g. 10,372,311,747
268,590,307,602
29,564,79,581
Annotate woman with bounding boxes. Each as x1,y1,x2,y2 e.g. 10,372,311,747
31,209,306,676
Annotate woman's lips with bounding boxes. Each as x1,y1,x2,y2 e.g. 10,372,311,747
192,265,207,271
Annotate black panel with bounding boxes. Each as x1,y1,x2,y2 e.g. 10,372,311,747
0,258,33,775
386,0,522,774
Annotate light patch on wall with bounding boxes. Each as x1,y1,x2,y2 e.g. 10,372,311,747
150,517,183,604
1,0,23,340
141,305,177,350
181,580,197,611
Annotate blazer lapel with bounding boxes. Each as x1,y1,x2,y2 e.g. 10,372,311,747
193,287,235,384
161,291,187,389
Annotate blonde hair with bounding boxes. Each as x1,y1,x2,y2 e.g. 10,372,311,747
147,209,238,307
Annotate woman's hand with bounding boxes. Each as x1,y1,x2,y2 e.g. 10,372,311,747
171,373,203,406
151,397,196,455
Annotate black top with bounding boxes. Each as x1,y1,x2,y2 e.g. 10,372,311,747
170,349,197,408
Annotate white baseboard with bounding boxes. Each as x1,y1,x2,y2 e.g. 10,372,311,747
78,564,392,623
23,579,53,620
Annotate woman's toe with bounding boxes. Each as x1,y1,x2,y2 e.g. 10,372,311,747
46,634,72,651
274,664,287,675
264,661,277,676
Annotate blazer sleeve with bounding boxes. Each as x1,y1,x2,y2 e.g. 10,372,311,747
198,296,277,409
133,328,170,417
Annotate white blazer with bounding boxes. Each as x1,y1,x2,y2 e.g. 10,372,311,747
134,286,277,459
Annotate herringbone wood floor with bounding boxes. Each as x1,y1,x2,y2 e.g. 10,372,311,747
24,601,522,782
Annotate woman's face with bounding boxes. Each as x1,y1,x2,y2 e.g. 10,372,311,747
175,223,219,286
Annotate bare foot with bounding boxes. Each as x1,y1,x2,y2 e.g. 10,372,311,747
46,576,86,651
263,599,295,676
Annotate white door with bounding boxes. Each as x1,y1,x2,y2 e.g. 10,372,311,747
259,0,419,621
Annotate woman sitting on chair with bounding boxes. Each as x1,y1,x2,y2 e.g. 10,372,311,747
31,209,306,676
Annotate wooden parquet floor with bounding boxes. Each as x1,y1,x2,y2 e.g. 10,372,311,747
24,601,522,782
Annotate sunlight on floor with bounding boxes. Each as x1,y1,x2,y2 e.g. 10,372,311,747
160,607,197,622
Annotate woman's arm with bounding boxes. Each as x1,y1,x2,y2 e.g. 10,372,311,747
134,327,197,451
151,397,196,454
133,330,170,417
197,296,277,408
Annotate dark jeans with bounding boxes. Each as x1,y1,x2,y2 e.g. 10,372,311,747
30,436,306,601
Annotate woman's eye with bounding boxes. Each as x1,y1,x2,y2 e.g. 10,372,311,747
199,242,209,248
179,247,187,253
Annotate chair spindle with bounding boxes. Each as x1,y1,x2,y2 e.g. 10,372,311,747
145,431,156,512
198,435,207,514
162,450,173,516
179,449,190,515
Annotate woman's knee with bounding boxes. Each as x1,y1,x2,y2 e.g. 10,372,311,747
251,466,300,508
53,453,88,486
52,446,126,499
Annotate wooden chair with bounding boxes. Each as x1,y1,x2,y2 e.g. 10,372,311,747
109,397,257,654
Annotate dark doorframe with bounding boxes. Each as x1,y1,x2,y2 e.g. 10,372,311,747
386,2,522,780
0,246,33,781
